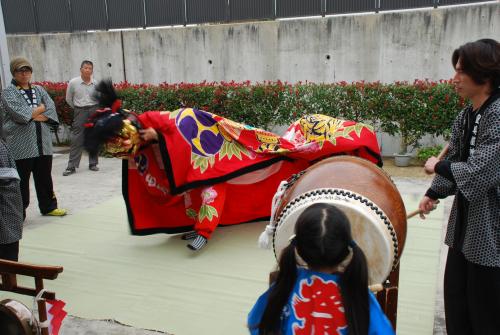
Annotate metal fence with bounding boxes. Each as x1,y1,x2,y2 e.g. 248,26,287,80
0,0,494,34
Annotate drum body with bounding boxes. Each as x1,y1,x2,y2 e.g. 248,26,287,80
273,156,407,285
0,299,38,335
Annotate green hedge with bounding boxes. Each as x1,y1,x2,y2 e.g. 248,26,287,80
38,80,465,152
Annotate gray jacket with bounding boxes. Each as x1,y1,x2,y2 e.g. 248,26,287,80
429,97,500,267
1,84,59,160
0,139,23,244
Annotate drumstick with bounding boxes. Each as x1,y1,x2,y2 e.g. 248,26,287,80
407,200,439,219
407,144,449,219
436,143,450,161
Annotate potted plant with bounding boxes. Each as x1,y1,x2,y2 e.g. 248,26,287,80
377,83,428,167
393,116,424,167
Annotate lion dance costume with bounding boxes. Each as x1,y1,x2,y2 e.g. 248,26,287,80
84,80,382,250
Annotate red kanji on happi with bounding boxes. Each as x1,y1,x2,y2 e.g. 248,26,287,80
292,276,347,335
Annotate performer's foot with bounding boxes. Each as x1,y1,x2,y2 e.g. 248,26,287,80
181,231,198,240
187,235,207,251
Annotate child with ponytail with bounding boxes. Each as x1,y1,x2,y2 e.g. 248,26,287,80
248,203,394,335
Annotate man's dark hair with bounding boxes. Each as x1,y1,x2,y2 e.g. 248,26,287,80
80,60,93,69
452,39,500,90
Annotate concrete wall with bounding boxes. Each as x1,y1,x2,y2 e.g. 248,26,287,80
7,3,498,84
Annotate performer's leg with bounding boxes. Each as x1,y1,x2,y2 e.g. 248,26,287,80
467,261,500,335
188,184,227,250
444,247,473,335
193,184,227,239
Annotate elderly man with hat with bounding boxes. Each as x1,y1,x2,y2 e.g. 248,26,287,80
1,57,66,219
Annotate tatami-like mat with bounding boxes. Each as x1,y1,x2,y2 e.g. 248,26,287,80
1,194,443,335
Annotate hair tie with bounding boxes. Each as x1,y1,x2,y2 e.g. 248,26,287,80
336,245,354,273
289,234,296,246
349,240,357,248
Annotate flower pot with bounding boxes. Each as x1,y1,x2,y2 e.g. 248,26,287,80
394,154,412,167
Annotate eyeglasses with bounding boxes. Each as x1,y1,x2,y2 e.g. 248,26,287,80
15,68,32,74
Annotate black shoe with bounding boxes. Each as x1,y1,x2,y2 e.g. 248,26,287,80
63,167,76,176
181,231,198,240
89,165,99,172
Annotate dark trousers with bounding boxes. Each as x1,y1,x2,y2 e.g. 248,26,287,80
0,241,19,261
15,155,58,217
444,247,500,335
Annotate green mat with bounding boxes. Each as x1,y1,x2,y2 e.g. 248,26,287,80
1,195,444,334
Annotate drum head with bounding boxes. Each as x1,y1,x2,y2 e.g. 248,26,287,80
273,188,397,285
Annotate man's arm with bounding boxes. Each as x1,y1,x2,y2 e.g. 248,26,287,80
425,109,465,198
65,80,75,109
33,114,48,122
1,89,36,124
37,86,59,124
32,104,46,119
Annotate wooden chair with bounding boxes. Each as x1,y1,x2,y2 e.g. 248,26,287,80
0,259,63,335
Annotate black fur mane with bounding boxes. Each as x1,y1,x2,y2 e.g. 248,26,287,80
84,79,127,156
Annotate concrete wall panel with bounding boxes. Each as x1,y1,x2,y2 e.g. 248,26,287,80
7,31,124,82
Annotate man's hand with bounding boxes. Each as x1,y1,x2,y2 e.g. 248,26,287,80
139,128,158,142
32,104,46,118
33,114,48,122
418,196,439,219
35,103,46,113
424,156,440,174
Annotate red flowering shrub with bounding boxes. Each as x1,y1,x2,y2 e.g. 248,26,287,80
37,80,464,149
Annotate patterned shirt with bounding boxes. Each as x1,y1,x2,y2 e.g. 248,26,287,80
248,268,394,335
0,139,23,244
65,76,98,108
1,84,59,160
428,95,500,267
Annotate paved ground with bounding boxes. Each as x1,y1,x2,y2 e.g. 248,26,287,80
16,149,450,334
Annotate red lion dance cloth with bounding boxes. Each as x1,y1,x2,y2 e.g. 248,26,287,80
85,81,382,250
